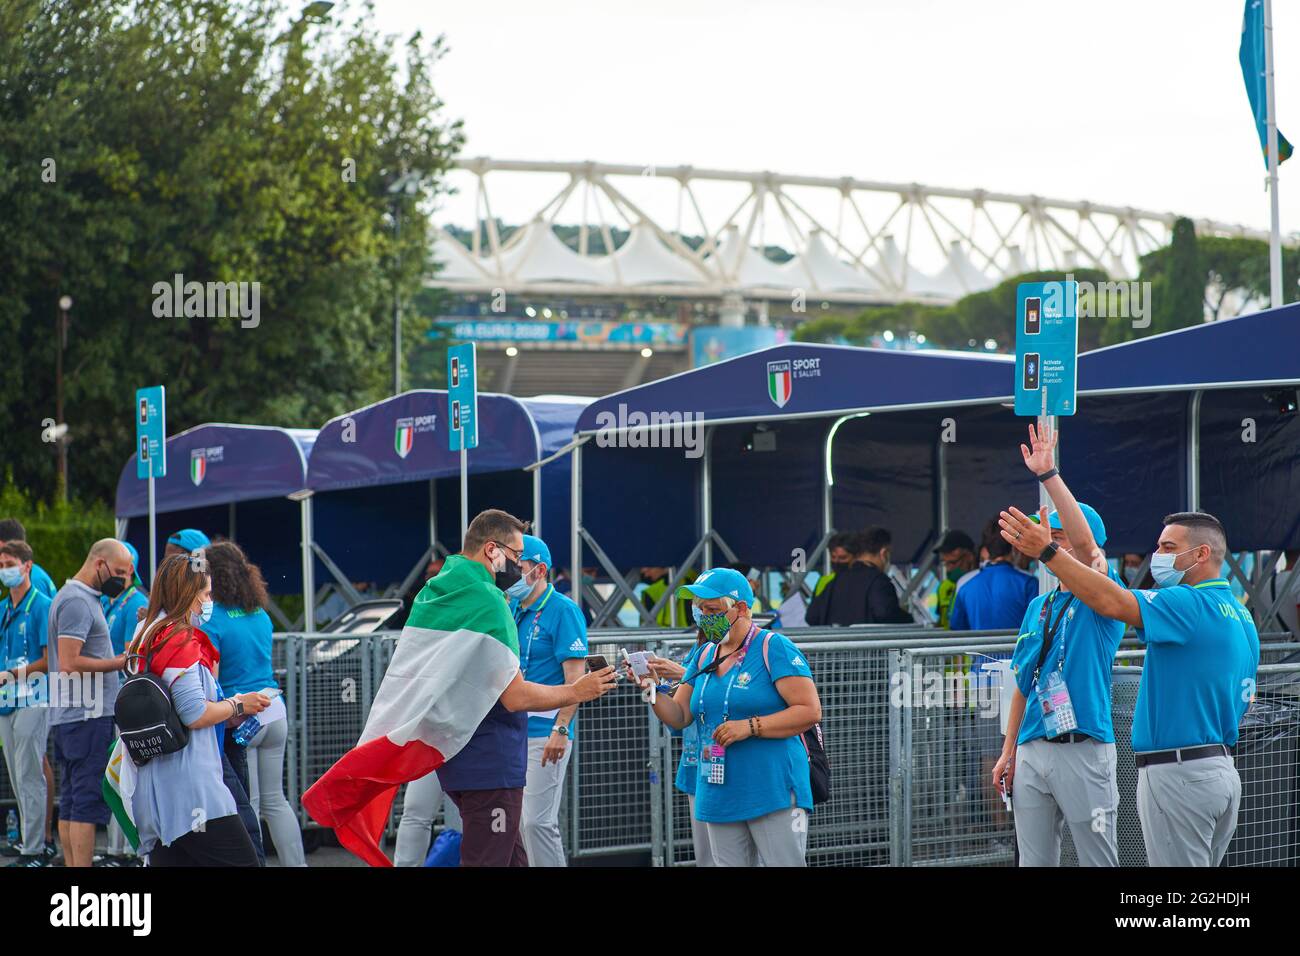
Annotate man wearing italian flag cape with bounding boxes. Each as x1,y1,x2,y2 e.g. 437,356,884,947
303,509,616,866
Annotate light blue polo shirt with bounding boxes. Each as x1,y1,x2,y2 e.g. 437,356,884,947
103,585,150,656
1010,569,1127,745
0,587,52,712
203,604,278,697
682,630,814,823
1132,578,1259,753
672,643,709,796
27,564,57,600
512,584,588,739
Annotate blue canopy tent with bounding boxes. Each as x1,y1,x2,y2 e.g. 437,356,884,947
569,343,1034,625
302,390,586,630
1072,303,1300,630
114,423,316,627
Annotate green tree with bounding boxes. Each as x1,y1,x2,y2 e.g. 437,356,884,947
0,0,463,506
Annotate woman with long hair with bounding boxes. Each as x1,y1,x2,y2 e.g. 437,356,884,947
127,554,271,866
203,541,306,866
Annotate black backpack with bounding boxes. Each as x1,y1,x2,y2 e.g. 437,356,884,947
115,637,191,767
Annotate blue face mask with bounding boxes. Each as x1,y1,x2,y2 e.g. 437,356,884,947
506,571,534,602
1150,548,1197,588
190,600,213,627
0,566,24,589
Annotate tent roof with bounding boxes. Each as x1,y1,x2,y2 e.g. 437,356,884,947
575,342,1014,433
605,222,706,285
917,240,996,298
115,423,315,518
780,229,880,293
308,390,587,492
708,225,790,289
1078,303,1300,394
498,219,610,284
433,231,490,282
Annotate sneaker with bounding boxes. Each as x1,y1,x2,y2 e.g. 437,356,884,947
95,854,137,867
8,853,50,867
0,843,22,858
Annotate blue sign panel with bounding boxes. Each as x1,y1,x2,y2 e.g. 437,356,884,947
1014,281,1078,416
135,385,167,478
448,342,478,451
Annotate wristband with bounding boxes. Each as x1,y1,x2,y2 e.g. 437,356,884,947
1036,468,1059,483
1038,541,1061,563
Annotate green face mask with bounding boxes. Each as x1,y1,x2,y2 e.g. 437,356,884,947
694,606,733,640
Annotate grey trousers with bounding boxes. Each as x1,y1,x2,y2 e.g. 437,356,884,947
687,795,714,867
1137,754,1240,867
0,708,49,855
703,795,808,867
394,768,463,867
1013,738,1119,867
521,736,573,868
247,718,307,867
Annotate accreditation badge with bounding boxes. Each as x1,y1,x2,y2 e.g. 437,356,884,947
1036,670,1078,737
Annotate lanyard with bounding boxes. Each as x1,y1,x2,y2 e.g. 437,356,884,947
516,584,555,676
1033,589,1076,684
697,624,759,726
1,590,37,661
106,584,137,619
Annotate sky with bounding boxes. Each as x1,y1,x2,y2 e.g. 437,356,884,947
368,0,1298,243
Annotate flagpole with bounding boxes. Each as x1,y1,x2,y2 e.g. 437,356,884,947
1264,0,1283,307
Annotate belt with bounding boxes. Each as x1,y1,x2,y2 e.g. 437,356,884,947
1046,732,1094,744
1134,744,1230,769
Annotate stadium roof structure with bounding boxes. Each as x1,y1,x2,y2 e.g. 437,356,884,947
430,157,1284,306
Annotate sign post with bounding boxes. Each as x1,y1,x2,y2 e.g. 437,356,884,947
135,386,167,586
448,343,479,544
1014,281,1078,592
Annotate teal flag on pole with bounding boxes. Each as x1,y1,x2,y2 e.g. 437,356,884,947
1240,0,1292,167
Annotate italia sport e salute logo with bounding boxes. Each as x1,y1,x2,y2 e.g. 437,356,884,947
767,360,792,409
188,446,223,487
394,418,415,459
393,414,437,459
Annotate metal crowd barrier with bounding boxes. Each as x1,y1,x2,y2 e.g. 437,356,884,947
6,627,1291,868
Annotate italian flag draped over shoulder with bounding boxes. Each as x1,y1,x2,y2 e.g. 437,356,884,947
302,555,519,866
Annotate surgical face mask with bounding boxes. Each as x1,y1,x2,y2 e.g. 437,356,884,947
190,599,213,627
1150,547,1198,588
505,566,536,601
0,566,24,589
491,543,523,593
96,561,127,598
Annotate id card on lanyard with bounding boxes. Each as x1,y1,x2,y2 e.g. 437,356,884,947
1034,591,1078,737
696,625,759,785
517,585,559,720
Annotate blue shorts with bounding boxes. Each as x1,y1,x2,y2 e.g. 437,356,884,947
52,716,115,824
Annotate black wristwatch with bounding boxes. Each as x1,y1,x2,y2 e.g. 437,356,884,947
1038,541,1061,563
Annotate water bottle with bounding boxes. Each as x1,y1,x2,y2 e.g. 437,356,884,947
5,810,17,844
233,715,262,746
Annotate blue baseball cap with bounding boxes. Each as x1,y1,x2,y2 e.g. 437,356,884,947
677,567,755,606
519,534,551,569
167,528,211,551
120,540,139,567
1046,503,1107,547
